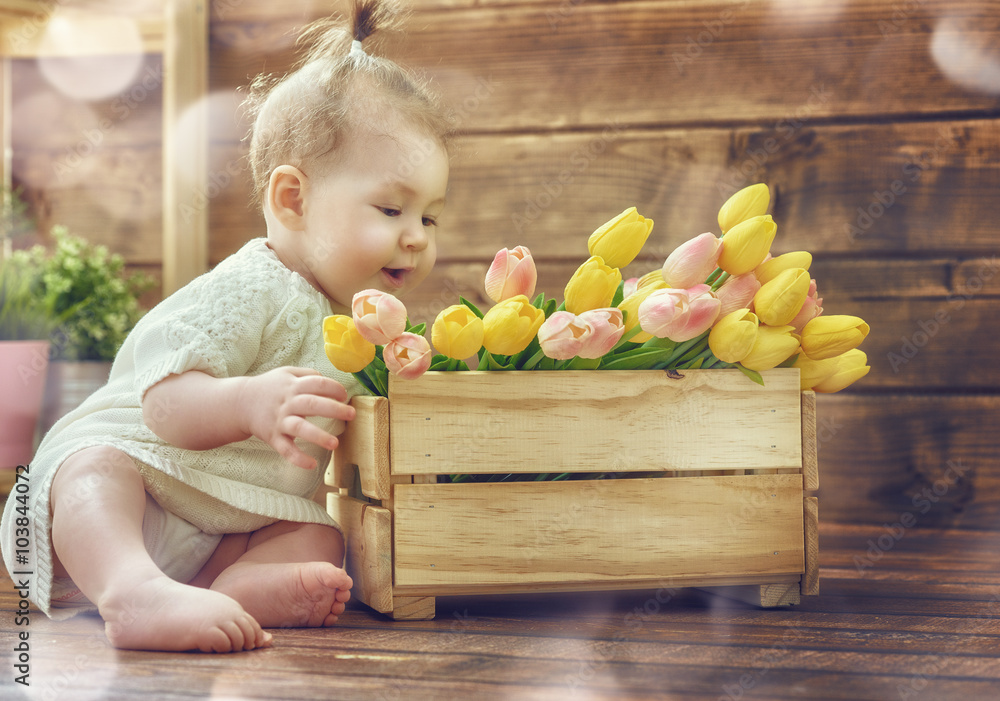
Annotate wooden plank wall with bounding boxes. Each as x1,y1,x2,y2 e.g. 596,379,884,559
10,0,1000,529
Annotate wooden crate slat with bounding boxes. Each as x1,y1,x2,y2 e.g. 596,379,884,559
328,494,394,614
392,474,805,591
332,396,390,501
388,370,802,475
801,390,819,491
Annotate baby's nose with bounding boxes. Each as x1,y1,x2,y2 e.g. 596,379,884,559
401,224,429,251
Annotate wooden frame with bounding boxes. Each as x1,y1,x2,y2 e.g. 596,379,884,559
0,0,207,292
327,369,820,620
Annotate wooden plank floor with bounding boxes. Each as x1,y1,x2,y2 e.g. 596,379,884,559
1,523,998,701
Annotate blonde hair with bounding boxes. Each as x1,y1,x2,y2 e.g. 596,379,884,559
243,0,453,207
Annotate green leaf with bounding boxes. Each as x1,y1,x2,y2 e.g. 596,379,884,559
353,370,379,396
600,348,676,370
610,279,625,308
459,296,485,319
407,322,426,336
428,354,453,371
777,353,800,368
511,336,542,369
520,349,547,371
564,356,602,370
531,292,546,308
543,298,558,318
736,364,766,386
487,353,512,370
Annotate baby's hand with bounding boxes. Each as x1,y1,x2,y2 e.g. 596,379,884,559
239,367,356,470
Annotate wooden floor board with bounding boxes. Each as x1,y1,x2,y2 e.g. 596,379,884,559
2,521,999,700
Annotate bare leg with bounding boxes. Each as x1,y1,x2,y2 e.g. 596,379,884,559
199,521,353,628
49,446,271,652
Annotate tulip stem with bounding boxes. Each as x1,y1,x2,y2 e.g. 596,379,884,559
521,349,547,370
710,271,731,291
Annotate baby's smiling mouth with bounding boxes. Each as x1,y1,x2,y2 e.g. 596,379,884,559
381,267,410,287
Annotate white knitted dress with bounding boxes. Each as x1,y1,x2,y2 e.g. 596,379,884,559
0,238,363,618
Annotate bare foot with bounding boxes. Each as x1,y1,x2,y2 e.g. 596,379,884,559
98,575,272,652
210,561,353,628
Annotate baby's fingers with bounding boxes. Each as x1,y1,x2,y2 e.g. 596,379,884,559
271,432,321,470
293,394,356,423
279,415,341,460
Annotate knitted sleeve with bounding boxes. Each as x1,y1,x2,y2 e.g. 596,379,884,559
130,255,277,400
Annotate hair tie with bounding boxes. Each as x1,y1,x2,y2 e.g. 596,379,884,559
350,39,365,56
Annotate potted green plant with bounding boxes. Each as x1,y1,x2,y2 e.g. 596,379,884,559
24,226,155,432
0,250,60,468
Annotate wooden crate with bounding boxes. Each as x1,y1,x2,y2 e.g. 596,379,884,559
325,369,820,620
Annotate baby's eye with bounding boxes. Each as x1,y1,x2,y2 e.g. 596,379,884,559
422,216,438,227
378,206,401,217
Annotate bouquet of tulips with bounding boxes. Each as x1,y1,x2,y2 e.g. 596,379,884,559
323,183,871,398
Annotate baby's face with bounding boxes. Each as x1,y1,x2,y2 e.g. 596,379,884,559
299,125,449,311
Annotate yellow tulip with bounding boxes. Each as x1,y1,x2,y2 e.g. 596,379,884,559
636,269,664,289
708,309,759,364
791,353,841,391
718,183,770,234
564,256,623,315
753,267,811,327
739,324,800,372
431,304,485,360
482,295,546,355
717,215,778,276
755,251,812,284
323,315,376,373
800,315,870,360
587,207,654,268
618,280,667,342
812,349,871,393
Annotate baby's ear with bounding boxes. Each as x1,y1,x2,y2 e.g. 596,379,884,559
267,165,307,230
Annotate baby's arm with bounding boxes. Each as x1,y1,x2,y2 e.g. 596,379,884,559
142,367,356,470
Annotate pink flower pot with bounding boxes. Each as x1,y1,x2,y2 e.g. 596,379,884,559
0,340,50,468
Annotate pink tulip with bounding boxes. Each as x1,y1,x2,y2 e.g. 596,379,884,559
670,286,722,342
577,308,625,358
352,289,407,345
637,288,689,339
384,332,432,380
715,273,761,317
638,286,721,342
661,233,722,289
538,311,593,360
622,277,640,298
790,281,824,331
485,246,537,303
